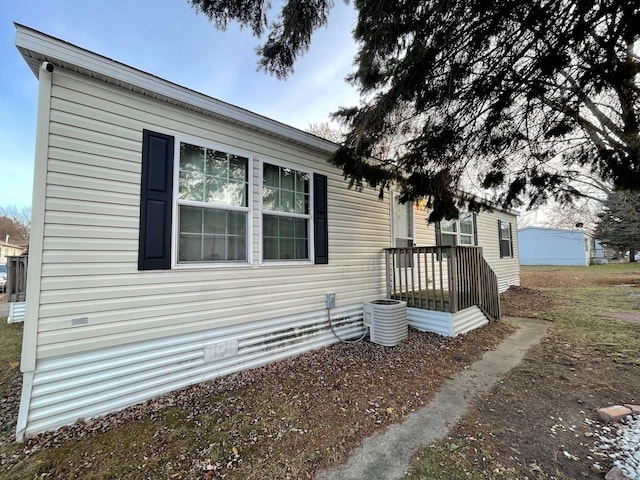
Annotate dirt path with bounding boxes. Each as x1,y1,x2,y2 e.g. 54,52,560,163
316,317,550,480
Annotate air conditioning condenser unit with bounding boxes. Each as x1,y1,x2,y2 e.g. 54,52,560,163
363,299,408,347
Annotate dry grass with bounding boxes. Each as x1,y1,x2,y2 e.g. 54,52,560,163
408,263,640,480
520,262,640,288
0,321,22,444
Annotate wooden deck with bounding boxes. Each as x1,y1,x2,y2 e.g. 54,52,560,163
384,246,500,321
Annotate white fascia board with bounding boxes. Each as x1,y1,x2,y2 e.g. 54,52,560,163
14,23,338,155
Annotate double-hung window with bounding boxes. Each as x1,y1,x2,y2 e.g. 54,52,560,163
439,219,458,246
438,213,476,246
498,220,513,258
138,130,328,269
176,141,250,263
262,162,311,261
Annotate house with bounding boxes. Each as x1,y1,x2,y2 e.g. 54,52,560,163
0,240,26,264
13,24,520,440
518,226,602,266
0,240,25,294
0,240,26,301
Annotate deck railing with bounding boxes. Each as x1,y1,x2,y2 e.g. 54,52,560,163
384,246,500,321
7,255,28,302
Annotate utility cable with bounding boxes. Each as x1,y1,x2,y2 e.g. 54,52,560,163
327,307,368,343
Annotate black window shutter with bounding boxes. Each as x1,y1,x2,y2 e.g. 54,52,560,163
313,173,329,264
498,220,504,258
138,130,174,270
507,221,513,257
472,213,478,246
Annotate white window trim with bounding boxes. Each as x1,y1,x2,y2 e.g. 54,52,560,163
171,134,254,269
258,157,315,266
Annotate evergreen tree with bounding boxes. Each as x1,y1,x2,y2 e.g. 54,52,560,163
594,190,640,261
189,0,640,221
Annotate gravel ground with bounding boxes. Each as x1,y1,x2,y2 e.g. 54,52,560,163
593,414,640,479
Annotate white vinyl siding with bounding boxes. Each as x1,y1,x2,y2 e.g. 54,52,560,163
32,69,390,359
476,211,520,292
409,204,519,293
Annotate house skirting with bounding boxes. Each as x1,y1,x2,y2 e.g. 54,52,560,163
16,304,364,440
498,272,521,293
407,305,489,337
8,302,26,324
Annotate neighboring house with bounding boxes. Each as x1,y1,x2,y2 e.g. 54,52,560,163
0,241,26,295
518,226,602,266
14,24,520,439
0,241,26,264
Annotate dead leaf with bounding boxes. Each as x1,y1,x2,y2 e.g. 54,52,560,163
529,462,542,473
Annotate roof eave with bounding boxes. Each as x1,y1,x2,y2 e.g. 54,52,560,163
14,23,338,155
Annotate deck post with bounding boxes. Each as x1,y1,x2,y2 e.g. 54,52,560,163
437,248,445,310
416,248,423,309
397,250,403,302
475,248,482,311
449,247,458,313
385,249,392,299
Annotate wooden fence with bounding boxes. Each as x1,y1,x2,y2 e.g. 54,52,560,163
7,255,28,302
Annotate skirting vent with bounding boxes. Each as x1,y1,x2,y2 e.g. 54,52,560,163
363,299,408,347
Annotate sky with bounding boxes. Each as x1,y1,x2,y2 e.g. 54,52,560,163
0,0,360,210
